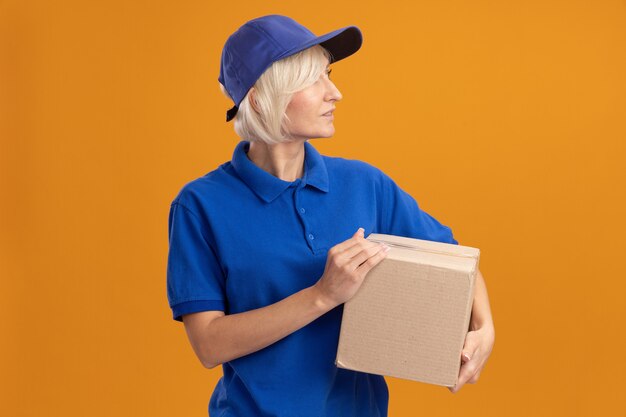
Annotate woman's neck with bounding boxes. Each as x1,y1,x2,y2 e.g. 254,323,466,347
247,139,306,182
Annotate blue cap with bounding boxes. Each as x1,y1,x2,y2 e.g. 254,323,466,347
218,15,363,121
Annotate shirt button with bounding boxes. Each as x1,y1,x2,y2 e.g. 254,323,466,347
300,207,306,214
308,234,314,240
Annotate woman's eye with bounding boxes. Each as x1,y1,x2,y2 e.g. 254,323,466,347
326,69,332,78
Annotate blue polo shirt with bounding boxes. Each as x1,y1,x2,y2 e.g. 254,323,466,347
167,140,457,417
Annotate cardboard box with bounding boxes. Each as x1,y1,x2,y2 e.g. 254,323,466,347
335,233,480,387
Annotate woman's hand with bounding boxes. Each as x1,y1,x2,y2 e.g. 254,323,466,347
449,325,495,393
449,268,495,393
450,327,495,393
313,228,389,310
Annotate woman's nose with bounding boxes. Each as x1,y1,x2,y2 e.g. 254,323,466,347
325,80,343,102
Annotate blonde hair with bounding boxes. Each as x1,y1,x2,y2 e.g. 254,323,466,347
220,45,332,144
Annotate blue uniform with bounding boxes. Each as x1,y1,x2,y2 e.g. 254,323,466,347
167,140,457,417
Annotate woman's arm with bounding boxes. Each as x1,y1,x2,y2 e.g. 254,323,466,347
183,286,329,369
183,228,388,369
449,269,495,393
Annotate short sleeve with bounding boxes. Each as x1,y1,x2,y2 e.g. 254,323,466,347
381,174,458,245
167,202,226,321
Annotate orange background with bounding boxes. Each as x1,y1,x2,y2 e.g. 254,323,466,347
1,1,625,416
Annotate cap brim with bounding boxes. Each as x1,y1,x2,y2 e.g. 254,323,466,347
319,26,363,63
277,26,363,64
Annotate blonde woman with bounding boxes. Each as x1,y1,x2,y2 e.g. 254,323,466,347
167,15,494,417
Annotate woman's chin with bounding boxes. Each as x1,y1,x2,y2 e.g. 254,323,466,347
321,127,336,138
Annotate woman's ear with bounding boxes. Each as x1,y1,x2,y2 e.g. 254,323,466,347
248,87,261,114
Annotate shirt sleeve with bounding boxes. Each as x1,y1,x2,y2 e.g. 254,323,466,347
381,174,458,245
167,201,227,321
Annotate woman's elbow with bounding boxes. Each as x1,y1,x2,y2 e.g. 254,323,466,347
182,311,226,369
202,360,219,370
200,355,221,369
194,347,223,369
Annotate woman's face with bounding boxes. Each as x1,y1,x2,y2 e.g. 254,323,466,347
284,65,343,140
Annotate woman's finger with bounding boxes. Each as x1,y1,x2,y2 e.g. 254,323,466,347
449,335,482,393
468,370,481,384
341,239,382,263
457,348,484,389
450,363,473,393
355,246,389,275
461,331,480,366
347,243,386,270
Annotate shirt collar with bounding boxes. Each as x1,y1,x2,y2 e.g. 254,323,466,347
231,141,329,203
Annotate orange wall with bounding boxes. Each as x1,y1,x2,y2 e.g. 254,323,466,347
1,1,625,416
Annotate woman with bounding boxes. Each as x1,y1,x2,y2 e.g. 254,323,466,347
167,15,494,417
